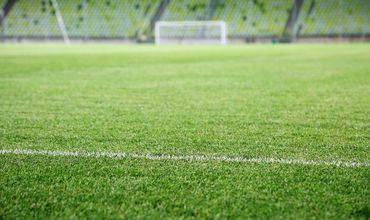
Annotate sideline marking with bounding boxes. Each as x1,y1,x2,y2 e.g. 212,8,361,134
0,149,369,168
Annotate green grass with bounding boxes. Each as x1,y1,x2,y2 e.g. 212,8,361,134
0,43,369,219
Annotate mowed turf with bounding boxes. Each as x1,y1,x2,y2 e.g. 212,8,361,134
0,44,369,218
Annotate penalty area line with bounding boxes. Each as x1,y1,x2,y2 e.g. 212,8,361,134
0,148,369,168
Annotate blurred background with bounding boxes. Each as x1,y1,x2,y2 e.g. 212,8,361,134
0,0,369,43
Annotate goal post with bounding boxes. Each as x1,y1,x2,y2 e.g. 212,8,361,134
155,21,227,45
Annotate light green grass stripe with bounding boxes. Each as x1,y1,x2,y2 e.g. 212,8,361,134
1,149,369,168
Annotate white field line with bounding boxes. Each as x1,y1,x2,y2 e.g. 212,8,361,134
0,149,369,168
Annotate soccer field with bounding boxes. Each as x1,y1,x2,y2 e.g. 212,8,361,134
0,44,369,218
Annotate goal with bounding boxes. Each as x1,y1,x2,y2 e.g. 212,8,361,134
155,21,227,45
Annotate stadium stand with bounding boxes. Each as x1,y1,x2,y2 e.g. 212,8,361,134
0,0,369,40
213,0,293,37
296,0,370,36
79,0,159,38
0,0,7,8
161,0,293,37
2,0,159,38
0,0,6,32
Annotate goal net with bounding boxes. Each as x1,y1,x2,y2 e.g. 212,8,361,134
155,21,227,45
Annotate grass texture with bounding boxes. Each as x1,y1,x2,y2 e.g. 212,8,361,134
0,43,369,219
